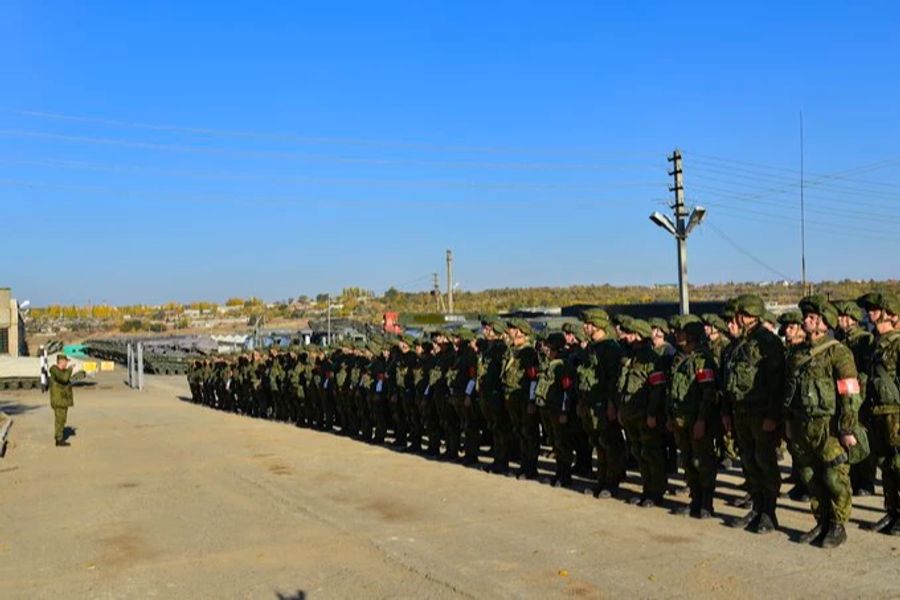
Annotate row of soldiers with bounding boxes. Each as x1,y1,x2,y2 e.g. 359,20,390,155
187,291,900,549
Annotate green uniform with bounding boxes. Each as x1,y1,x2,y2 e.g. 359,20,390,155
723,323,785,520
49,364,74,443
479,338,509,470
502,342,541,477
451,343,481,463
667,346,718,510
840,327,877,494
536,356,576,484
785,337,860,527
616,343,668,501
867,330,900,519
577,339,625,491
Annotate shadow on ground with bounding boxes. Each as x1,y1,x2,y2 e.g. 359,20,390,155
0,400,42,416
275,590,305,600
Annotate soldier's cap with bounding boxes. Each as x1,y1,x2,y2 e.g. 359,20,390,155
833,300,864,322
701,313,727,332
506,318,533,336
619,317,653,339
721,298,739,320
777,310,804,327
799,295,839,329
734,294,766,318
857,292,900,315
486,319,507,334
545,331,568,351
580,308,610,329
763,310,778,325
648,317,670,334
612,313,632,327
455,328,476,342
670,314,701,331
56,353,68,361
566,323,588,343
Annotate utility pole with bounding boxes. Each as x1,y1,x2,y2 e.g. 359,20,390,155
446,249,454,315
649,148,707,315
326,294,332,346
432,273,446,313
800,111,808,295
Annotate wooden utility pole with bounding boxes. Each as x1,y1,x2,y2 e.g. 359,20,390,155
446,249,454,315
432,273,445,313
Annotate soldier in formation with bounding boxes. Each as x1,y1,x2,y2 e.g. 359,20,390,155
186,291,900,548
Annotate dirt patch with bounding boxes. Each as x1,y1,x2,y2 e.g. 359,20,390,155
360,498,419,522
116,481,140,489
268,463,294,476
649,533,692,545
94,530,158,570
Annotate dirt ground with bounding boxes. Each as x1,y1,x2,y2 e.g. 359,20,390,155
2,370,899,599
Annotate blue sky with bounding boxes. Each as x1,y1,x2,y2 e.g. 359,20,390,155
3,1,899,305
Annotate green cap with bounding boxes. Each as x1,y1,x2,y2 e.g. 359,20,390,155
620,318,653,339
857,292,900,316
648,317,670,334
545,331,568,351
506,318,533,336
562,321,587,343
700,313,727,333
670,314,701,331
799,295,839,329
56,353,69,361
763,310,778,325
455,328,476,342
580,308,611,329
722,298,739,320
612,313,632,327
486,319,507,335
833,300,864,322
777,310,803,327
735,294,766,318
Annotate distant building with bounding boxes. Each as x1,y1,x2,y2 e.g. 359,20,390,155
0,288,27,356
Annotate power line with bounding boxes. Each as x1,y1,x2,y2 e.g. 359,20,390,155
706,222,792,280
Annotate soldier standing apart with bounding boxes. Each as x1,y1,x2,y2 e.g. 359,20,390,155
724,294,785,533
49,353,75,447
858,293,900,535
785,297,862,548
667,316,718,518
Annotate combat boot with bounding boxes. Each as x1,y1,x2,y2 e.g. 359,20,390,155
731,491,753,508
730,496,761,530
820,522,847,548
887,517,900,537
751,496,778,534
787,483,810,502
594,483,618,499
675,488,701,516
867,512,896,533
639,494,664,508
798,520,827,545
698,491,714,519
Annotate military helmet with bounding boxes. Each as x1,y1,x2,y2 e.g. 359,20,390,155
670,314,700,330
612,313,632,327
799,295,839,329
833,300,864,322
777,310,803,327
485,319,507,335
506,318,533,336
734,294,766,318
620,317,653,339
721,298,739,320
763,310,778,325
701,313,728,333
648,317,670,334
562,321,587,343
580,308,611,329
455,328,476,342
544,331,568,351
857,292,900,316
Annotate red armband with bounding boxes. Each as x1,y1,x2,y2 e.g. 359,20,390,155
468,366,477,378
561,375,573,390
526,366,538,380
836,378,860,395
695,368,715,383
648,371,667,386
